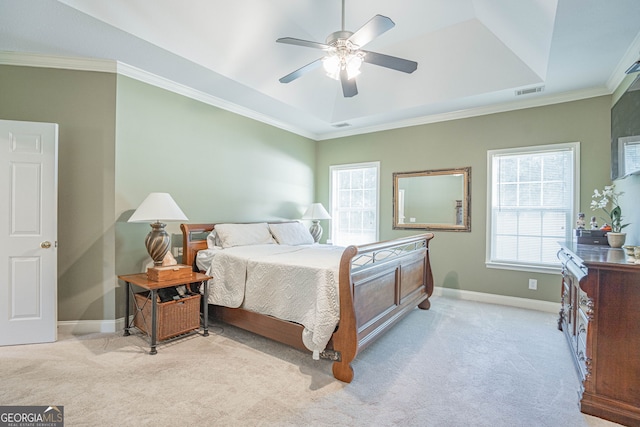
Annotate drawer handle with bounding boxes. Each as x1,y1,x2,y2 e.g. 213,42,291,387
584,356,593,379
579,296,595,319
579,296,594,308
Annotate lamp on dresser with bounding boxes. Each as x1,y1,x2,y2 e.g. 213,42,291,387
128,192,188,266
302,202,331,243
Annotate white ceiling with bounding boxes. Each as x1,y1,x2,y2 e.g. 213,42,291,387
2,0,640,140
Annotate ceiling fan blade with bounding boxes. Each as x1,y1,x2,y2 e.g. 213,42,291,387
362,51,418,74
276,37,332,51
348,15,395,48
279,58,323,83
340,68,358,97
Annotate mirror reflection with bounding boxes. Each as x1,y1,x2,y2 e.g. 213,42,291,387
393,167,471,231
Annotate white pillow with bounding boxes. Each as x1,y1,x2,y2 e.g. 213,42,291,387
269,222,314,245
206,230,220,248
214,223,276,248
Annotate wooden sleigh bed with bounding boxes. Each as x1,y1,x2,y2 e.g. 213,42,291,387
181,222,434,383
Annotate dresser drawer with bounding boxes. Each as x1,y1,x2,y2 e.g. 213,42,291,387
577,312,587,350
575,289,590,381
578,288,593,320
575,324,587,381
560,281,572,332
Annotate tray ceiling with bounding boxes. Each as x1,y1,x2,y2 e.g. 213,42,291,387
2,0,640,139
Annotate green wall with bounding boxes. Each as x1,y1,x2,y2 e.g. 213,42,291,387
0,65,117,322
114,76,316,317
317,96,613,303
0,65,315,322
3,61,636,320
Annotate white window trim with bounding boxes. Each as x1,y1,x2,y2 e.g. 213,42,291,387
329,161,380,245
485,142,580,274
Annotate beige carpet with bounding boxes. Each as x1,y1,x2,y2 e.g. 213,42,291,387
0,296,622,427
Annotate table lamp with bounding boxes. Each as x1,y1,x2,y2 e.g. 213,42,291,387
302,203,331,243
128,192,188,266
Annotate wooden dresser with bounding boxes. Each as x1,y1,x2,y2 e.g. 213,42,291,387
558,242,640,426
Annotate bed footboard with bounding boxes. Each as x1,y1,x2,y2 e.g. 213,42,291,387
181,223,434,384
331,233,434,383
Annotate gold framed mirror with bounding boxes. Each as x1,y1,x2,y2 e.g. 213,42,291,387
393,167,471,231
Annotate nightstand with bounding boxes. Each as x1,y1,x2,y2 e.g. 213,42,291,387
119,272,211,354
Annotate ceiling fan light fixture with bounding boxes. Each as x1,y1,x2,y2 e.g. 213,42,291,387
322,51,363,80
277,1,416,97
346,54,363,79
322,54,341,80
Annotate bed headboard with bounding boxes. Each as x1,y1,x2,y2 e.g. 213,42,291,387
180,223,215,270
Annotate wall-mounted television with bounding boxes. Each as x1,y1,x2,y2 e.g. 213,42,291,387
611,74,640,180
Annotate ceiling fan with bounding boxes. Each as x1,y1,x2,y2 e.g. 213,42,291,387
277,0,418,98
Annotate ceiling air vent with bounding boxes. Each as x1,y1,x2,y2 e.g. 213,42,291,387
515,86,545,96
332,122,351,128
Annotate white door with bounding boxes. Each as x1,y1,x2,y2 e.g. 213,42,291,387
0,119,58,346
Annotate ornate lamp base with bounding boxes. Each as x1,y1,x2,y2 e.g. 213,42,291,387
145,222,170,266
309,220,323,243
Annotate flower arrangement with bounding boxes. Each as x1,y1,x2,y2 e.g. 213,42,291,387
590,184,629,233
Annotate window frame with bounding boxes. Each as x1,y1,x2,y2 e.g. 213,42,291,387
486,142,580,274
329,161,380,246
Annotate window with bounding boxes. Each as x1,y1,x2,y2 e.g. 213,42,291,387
487,143,579,272
329,162,380,246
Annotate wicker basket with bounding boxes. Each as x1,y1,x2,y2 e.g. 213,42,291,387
133,291,201,341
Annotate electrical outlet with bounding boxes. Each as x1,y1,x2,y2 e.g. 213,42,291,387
172,247,183,257
528,279,537,290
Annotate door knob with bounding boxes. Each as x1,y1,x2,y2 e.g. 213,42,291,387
41,241,52,249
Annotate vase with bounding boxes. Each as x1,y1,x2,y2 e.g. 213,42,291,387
607,232,626,248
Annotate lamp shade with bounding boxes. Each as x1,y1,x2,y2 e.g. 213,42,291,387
302,203,331,220
128,193,188,223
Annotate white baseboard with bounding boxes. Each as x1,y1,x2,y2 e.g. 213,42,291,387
57,317,129,335
432,286,560,313
57,289,559,335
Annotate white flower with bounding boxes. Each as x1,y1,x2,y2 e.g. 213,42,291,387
590,183,629,233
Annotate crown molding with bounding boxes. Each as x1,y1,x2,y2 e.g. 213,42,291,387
318,86,611,140
0,50,618,142
606,30,640,92
0,51,317,140
114,62,317,140
0,50,116,72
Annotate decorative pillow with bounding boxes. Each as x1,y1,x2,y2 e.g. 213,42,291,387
269,221,314,245
214,223,276,248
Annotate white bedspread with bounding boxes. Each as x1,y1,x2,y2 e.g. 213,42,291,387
197,244,345,354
